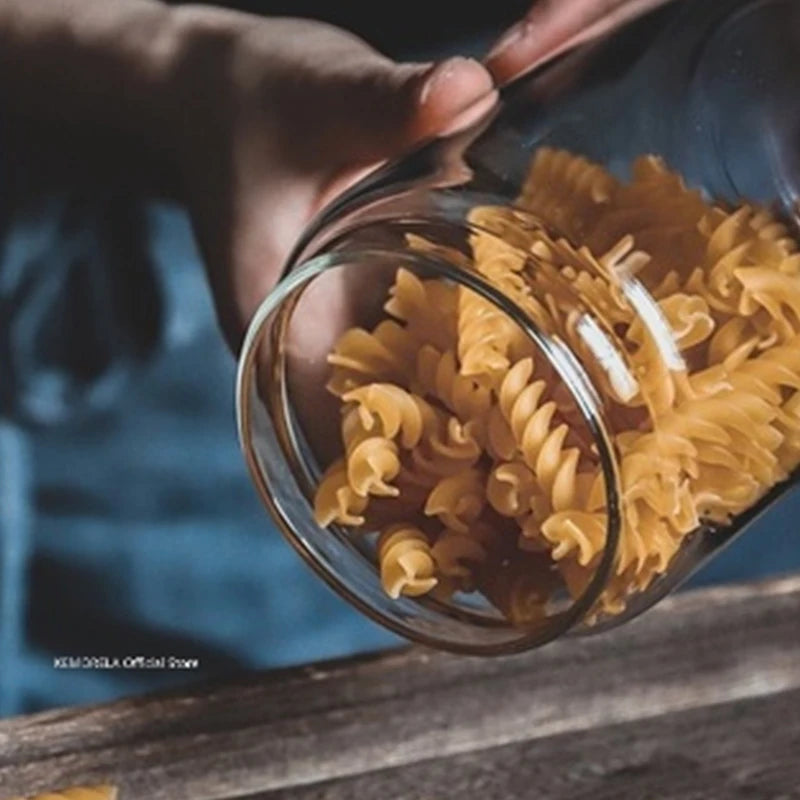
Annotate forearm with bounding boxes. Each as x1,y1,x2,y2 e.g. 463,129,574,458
0,0,184,149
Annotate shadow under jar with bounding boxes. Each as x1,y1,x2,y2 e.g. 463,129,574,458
237,0,800,654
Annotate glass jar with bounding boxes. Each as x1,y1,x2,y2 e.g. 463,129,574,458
236,0,800,654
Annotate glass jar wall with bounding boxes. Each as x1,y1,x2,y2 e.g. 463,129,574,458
237,0,800,653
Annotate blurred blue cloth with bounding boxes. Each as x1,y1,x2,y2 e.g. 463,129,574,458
0,160,398,716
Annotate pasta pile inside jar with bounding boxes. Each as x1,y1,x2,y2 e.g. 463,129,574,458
313,148,800,623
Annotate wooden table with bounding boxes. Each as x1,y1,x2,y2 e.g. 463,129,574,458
1,576,799,800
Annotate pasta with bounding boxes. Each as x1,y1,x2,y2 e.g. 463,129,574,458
424,469,486,534
518,146,619,243
326,320,418,397
486,461,543,519
341,407,401,499
415,345,493,426
312,144,800,630
456,285,533,388
313,458,368,527
409,414,483,480
341,384,435,450
488,357,584,515
384,267,459,352
476,554,557,626
377,524,438,598
430,522,499,591
8,787,118,800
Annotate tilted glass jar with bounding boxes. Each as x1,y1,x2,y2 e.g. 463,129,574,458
236,0,800,654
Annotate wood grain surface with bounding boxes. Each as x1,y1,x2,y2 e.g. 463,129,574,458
1,576,798,800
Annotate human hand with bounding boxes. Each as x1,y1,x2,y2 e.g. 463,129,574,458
485,0,672,84
168,8,495,352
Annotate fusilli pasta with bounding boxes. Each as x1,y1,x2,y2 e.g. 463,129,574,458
377,524,438,598
311,144,800,629
8,787,118,800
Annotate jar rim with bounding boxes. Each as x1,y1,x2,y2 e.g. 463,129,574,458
236,244,622,655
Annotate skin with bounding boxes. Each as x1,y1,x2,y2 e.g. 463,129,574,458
486,0,673,84
0,0,655,354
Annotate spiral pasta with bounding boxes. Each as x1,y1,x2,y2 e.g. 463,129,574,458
476,554,557,626
430,521,503,592
456,285,533,388
415,345,492,425
341,407,401,499
409,413,483,481
586,154,710,276
486,460,543,519
377,524,438,598
312,144,800,629
384,267,458,352
518,146,619,243
326,320,418,397
424,468,486,534
539,510,607,566
9,787,118,800
313,458,369,527
488,357,583,515
341,384,435,450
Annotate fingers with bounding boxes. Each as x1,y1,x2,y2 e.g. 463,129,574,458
486,0,671,84
410,56,497,142
312,55,496,219
324,55,495,168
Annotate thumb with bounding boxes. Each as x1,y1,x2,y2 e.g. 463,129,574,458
330,55,496,166
408,56,498,142
314,55,496,209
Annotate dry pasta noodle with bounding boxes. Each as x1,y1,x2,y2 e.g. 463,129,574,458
5,786,118,800
376,523,438,599
313,146,800,626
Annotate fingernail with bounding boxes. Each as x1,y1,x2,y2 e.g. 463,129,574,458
418,56,483,106
486,19,533,62
436,89,499,137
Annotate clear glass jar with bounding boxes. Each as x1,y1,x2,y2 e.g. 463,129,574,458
236,0,800,654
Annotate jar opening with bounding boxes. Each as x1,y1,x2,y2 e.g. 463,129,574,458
237,223,622,655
